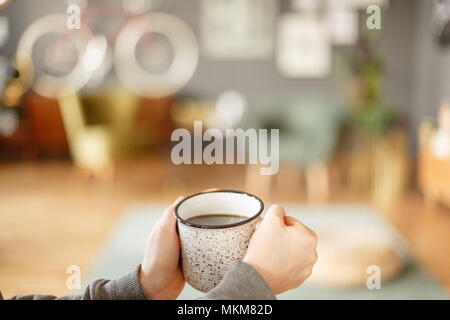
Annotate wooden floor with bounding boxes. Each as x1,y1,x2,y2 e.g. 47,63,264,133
0,156,449,298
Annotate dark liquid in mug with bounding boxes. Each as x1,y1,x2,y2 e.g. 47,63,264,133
186,214,248,226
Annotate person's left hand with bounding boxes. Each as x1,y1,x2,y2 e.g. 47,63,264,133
139,196,185,300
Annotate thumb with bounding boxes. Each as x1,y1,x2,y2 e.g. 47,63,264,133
263,204,286,224
162,196,184,222
283,215,304,228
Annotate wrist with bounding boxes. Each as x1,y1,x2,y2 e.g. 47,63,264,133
139,266,167,300
139,265,182,300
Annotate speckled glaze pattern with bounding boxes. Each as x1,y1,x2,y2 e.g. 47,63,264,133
178,216,261,293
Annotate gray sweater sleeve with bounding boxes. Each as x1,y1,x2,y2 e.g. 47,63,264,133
2,262,275,300
200,261,276,300
5,266,147,300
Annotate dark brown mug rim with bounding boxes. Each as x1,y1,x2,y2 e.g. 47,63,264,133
174,190,264,229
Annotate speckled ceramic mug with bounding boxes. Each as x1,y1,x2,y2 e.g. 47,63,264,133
174,190,264,293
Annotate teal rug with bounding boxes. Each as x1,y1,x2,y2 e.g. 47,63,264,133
86,204,448,300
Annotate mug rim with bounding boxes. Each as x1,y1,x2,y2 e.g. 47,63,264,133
174,189,264,229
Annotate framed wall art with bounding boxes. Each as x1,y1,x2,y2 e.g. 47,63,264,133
201,0,277,60
276,14,331,78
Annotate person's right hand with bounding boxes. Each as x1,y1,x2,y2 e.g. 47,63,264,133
242,204,318,295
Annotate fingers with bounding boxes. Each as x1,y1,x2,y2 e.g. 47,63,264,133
283,215,304,227
283,216,317,242
162,196,184,222
255,218,262,229
312,249,318,263
202,188,220,192
263,204,286,224
303,225,318,245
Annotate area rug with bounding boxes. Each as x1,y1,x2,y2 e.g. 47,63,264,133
86,204,448,300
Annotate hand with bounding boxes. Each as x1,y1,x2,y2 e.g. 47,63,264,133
242,204,318,295
139,196,185,300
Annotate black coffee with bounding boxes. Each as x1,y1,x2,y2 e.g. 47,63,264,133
186,214,248,226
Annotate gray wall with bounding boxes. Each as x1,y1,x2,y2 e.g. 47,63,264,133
1,0,448,154
383,0,415,114
1,0,340,106
175,0,340,105
410,0,450,144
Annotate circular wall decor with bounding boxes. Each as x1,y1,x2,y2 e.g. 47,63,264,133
15,14,94,98
0,0,13,9
114,13,199,98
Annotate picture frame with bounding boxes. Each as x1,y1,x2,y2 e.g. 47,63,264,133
201,0,276,60
276,14,331,78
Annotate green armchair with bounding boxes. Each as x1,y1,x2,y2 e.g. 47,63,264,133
247,95,346,201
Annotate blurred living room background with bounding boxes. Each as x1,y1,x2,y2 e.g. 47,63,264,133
0,0,449,299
